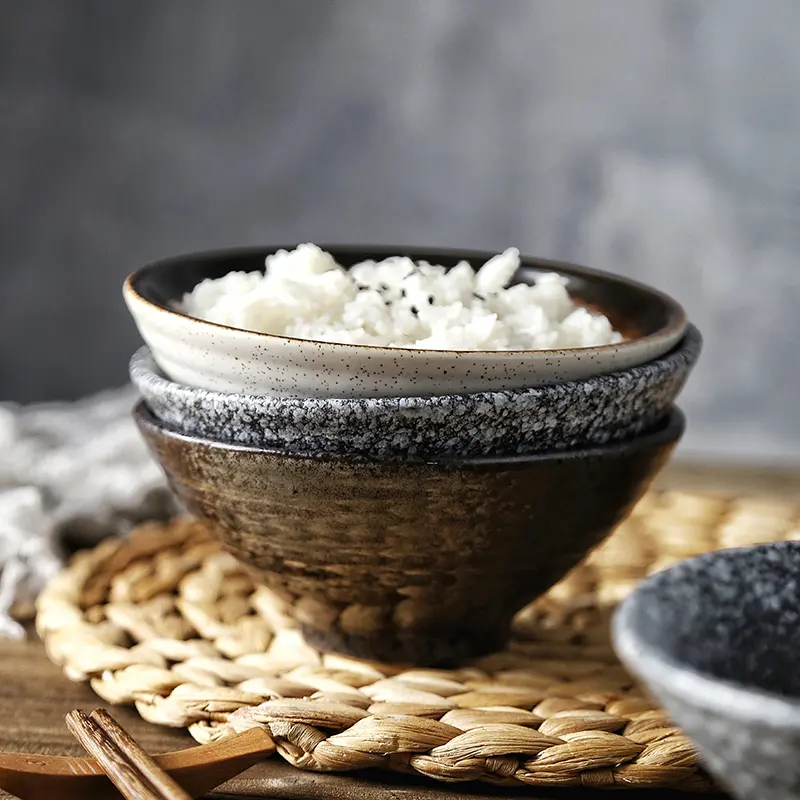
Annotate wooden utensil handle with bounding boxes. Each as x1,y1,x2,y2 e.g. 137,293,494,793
89,709,192,800
65,710,163,800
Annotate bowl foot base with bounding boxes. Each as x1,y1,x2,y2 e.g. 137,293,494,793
301,623,510,667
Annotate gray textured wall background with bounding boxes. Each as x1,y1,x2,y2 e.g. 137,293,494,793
1,0,798,460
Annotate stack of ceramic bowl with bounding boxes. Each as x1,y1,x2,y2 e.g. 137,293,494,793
124,246,700,665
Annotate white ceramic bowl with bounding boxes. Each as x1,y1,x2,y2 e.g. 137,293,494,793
124,245,686,399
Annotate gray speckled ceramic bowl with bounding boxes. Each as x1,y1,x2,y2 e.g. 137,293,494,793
124,245,687,398
130,325,700,458
614,542,800,800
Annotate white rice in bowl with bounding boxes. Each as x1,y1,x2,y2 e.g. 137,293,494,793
180,244,623,351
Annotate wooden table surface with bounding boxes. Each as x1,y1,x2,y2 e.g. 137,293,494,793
2,460,798,799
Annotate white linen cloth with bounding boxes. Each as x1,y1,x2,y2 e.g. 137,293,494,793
0,387,174,638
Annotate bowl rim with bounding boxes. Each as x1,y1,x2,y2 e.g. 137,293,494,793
134,399,684,465
129,323,702,407
124,244,687,358
613,543,800,727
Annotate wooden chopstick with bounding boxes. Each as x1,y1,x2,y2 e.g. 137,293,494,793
90,709,193,800
66,709,192,800
65,710,161,799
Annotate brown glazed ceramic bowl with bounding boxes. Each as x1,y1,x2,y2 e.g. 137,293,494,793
135,402,684,665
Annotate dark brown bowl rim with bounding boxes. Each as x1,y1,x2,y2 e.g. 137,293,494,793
124,244,687,356
135,400,684,467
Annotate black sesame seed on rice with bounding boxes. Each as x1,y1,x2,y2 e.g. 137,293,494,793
183,246,622,351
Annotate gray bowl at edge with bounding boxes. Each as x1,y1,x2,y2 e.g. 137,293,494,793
614,541,800,800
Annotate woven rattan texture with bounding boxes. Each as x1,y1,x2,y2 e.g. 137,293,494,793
36,490,800,792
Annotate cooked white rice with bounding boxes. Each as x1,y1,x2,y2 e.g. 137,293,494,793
180,244,623,350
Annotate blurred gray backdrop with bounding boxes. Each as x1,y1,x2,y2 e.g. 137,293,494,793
1,0,798,460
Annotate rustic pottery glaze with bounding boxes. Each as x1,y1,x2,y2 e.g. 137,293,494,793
130,326,700,458
124,246,686,398
614,542,800,800
136,402,683,665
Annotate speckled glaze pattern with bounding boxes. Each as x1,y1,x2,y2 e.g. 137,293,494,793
614,542,800,800
124,245,687,399
130,325,700,458
136,402,683,665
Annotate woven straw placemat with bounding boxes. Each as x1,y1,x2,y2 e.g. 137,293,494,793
35,490,800,793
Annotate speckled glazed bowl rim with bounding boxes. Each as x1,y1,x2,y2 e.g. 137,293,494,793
135,401,684,466
130,324,701,410
124,244,687,359
613,543,800,728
